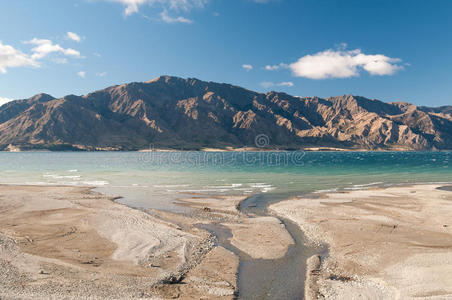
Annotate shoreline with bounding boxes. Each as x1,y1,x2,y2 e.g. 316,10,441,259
270,184,452,299
3,148,452,153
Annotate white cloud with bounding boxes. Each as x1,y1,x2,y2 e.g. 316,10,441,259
289,47,403,79
67,32,82,43
109,0,209,16
0,41,39,74
242,64,253,71
265,62,289,71
261,81,294,89
0,37,82,74
278,81,294,87
0,97,13,106
25,38,81,60
160,10,193,23
77,71,86,78
97,71,107,77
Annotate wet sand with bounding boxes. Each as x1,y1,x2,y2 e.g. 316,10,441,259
271,184,452,299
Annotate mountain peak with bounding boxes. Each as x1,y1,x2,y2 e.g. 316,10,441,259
29,93,55,103
145,75,186,84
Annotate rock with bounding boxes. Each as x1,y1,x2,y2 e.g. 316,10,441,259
163,274,184,284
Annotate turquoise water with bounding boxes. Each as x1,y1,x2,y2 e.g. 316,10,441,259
0,151,450,212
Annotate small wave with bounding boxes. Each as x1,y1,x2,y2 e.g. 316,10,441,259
352,182,384,188
344,187,365,190
81,181,109,186
131,184,149,187
208,184,243,189
313,188,338,193
261,187,276,193
153,184,190,188
249,183,273,188
43,174,81,180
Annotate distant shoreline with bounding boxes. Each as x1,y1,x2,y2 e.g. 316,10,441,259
1,147,451,153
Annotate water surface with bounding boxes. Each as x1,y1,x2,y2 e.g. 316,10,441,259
0,151,450,211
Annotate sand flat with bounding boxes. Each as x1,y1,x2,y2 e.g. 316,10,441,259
224,216,294,259
271,184,452,299
0,185,235,299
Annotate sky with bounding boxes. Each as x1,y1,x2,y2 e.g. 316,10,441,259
0,0,451,107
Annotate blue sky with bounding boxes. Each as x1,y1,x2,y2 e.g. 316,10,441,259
0,0,451,106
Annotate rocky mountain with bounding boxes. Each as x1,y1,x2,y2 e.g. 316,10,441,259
0,76,451,151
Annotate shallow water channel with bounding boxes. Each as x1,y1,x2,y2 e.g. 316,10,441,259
201,193,324,300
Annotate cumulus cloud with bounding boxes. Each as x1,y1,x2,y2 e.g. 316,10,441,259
25,38,81,60
0,41,39,73
0,37,82,74
67,32,82,42
242,64,253,71
260,81,294,88
160,10,193,23
97,71,107,77
77,71,86,78
289,47,403,79
0,97,13,106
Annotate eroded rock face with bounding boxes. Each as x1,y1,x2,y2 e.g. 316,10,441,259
0,76,451,150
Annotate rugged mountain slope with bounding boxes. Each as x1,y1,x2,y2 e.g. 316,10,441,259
0,76,451,151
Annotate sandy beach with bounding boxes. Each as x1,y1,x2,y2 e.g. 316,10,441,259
0,185,238,299
0,185,294,299
2,183,452,299
271,184,452,299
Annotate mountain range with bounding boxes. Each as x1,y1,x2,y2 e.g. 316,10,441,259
0,76,451,151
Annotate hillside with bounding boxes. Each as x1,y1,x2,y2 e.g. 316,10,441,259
0,76,451,151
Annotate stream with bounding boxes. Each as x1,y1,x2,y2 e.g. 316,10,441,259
201,193,324,300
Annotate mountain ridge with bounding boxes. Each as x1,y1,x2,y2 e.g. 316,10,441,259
1,76,451,151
